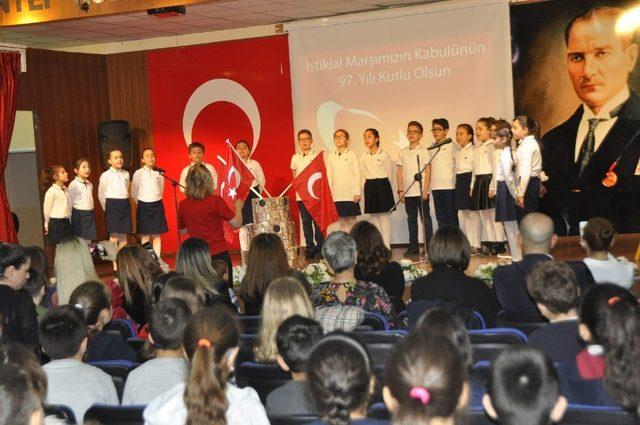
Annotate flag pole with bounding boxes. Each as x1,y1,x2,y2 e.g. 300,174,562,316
217,152,263,200
225,139,273,198
277,183,293,198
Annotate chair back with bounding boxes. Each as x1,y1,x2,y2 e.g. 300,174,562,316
407,300,485,330
347,330,407,366
238,315,262,334
103,319,137,340
236,362,291,403
496,310,547,336
83,404,145,425
88,360,137,402
268,415,320,425
467,328,527,363
44,404,77,424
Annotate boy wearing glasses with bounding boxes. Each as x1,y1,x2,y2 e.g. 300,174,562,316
397,121,433,257
429,118,458,227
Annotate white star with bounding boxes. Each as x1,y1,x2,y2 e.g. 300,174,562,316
228,187,237,199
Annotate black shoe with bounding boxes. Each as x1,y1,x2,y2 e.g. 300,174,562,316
313,249,323,260
481,242,491,256
403,247,419,257
489,242,499,256
497,242,507,254
305,248,316,260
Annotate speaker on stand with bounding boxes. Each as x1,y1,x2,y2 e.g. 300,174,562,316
98,120,133,170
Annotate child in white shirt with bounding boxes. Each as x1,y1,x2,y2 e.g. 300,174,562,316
98,149,131,249
326,129,362,233
68,157,97,243
41,165,72,246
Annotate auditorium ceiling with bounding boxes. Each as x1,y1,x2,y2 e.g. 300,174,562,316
0,0,441,49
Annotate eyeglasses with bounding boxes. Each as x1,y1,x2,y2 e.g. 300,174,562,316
431,128,445,132
407,130,422,135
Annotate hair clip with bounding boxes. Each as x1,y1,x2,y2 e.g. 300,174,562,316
409,387,431,405
608,296,621,306
198,338,212,349
74,304,84,310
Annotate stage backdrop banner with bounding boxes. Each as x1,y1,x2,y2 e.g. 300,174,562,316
147,35,295,253
286,0,513,244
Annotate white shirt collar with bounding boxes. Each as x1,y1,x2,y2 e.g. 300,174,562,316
300,149,315,157
407,143,423,150
367,147,382,155
583,86,630,120
335,147,350,155
109,167,123,173
74,177,88,184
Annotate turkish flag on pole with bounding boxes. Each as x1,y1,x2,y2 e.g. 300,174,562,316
292,153,338,235
219,140,255,244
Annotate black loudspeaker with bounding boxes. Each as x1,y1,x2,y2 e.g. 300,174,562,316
98,120,133,170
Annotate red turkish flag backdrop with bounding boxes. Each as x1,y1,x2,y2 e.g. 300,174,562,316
291,153,338,235
147,35,296,253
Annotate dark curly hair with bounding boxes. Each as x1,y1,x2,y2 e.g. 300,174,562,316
350,220,391,278
580,284,640,413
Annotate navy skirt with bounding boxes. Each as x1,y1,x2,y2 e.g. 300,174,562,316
364,178,394,213
335,201,361,217
48,218,73,245
495,181,518,222
136,200,168,235
455,172,472,210
105,198,132,234
470,174,493,211
517,176,541,220
71,208,97,241
242,186,260,225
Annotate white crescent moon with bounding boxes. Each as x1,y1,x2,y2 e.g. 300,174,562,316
182,79,261,153
307,172,321,200
316,101,383,150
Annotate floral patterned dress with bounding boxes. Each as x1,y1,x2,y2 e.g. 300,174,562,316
310,280,396,324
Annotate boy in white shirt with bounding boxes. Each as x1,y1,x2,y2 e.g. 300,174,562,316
429,118,459,227
40,306,118,422
123,298,190,405
397,121,433,257
291,130,325,259
179,141,218,194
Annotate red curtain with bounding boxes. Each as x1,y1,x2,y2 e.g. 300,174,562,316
0,51,21,243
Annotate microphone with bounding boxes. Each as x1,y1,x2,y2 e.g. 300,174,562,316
427,138,452,150
154,167,167,173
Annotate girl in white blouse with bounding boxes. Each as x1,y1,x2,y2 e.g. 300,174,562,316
234,140,266,252
98,149,131,249
68,157,97,244
512,116,543,218
326,129,362,232
41,165,72,246
131,148,168,258
360,128,394,248
454,124,477,250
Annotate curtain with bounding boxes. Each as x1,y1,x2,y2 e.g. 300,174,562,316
0,51,21,243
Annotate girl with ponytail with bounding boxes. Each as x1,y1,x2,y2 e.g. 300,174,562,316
383,332,468,425
143,307,269,425
576,284,640,415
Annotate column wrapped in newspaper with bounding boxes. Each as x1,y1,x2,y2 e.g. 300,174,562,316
241,197,300,267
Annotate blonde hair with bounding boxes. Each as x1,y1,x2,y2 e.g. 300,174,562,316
185,165,213,200
254,277,314,363
54,237,100,305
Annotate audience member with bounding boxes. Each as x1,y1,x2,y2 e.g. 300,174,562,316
351,220,406,313
311,232,395,324
144,307,269,424
176,237,236,311
411,226,497,326
0,365,44,425
0,342,48,406
580,217,636,288
383,333,469,425
492,213,555,319
40,306,118,421
483,346,567,425
212,259,230,284
307,333,384,425
266,315,323,416
255,277,315,363
414,309,472,369
23,246,50,317
0,243,38,353
123,298,191,405
568,284,640,411
115,244,163,325
240,233,310,315
159,274,203,314
150,271,179,305
69,281,136,362
53,236,100,305
526,262,584,363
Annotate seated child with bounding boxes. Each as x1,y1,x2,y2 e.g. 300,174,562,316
266,315,323,416
69,281,136,362
40,305,118,421
526,261,583,363
0,365,44,425
483,346,567,425
306,333,385,425
122,298,191,405
383,333,469,425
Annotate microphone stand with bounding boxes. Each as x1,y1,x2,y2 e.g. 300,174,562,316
158,171,185,249
390,146,443,264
